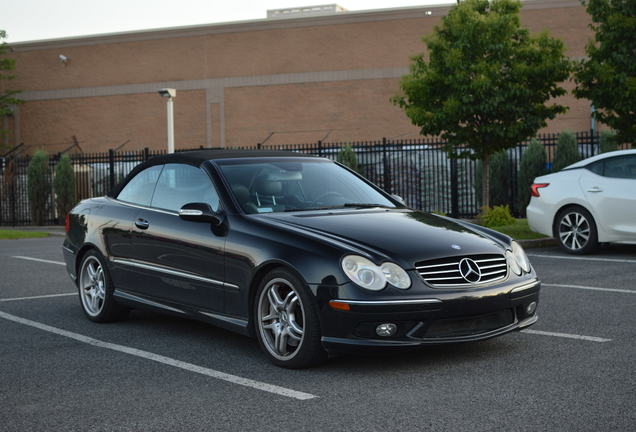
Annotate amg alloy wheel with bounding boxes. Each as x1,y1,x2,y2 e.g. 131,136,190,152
556,207,598,254
79,256,106,317
255,270,326,368
78,250,129,322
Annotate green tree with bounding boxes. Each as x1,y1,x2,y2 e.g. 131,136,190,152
27,150,50,225
475,150,511,208
53,154,76,223
599,130,618,153
517,139,546,212
574,0,636,146
336,145,361,174
553,131,581,171
392,0,571,207
0,30,22,148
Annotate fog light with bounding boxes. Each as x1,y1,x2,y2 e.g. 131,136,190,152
526,301,537,315
376,323,397,337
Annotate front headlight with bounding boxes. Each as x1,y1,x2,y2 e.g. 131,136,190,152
506,250,521,276
380,262,411,289
341,255,411,291
511,241,531,273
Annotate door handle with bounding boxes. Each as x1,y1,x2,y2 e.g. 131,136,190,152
587,187,603,193
135,218,150,230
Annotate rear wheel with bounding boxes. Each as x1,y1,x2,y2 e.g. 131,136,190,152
254,269,327,368
555,206,598,254
78,250,129,322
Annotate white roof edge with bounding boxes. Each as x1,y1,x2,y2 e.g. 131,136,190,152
8,0,581,49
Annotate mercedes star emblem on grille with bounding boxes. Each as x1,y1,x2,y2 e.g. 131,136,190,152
459,258,481,283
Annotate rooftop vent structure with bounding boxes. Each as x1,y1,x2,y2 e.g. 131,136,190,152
267,4,347,19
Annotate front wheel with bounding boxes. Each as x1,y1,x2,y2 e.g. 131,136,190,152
254,269,327,368
555,206,598,254
78,250,129,322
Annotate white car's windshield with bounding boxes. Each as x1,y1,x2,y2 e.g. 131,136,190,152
216,158,397,214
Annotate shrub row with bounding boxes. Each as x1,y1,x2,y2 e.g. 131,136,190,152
26,150,76,225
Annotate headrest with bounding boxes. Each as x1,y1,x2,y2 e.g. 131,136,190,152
253,176,282,195
232,184,250,202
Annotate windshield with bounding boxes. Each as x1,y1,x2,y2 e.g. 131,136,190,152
216,158,397,214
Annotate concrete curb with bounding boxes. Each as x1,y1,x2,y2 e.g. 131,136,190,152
517,237,556,249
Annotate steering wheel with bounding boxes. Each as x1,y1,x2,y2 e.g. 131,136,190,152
314,191,346,205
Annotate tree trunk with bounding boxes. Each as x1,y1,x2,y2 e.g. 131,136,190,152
482,153,490,209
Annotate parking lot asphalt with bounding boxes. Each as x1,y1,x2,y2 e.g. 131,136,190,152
1,237,634,432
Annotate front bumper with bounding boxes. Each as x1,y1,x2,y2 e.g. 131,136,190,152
318,278,540,352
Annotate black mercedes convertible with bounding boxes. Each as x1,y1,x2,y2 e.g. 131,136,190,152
62,150,540,368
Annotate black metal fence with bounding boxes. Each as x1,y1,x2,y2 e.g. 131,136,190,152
0,131,628,225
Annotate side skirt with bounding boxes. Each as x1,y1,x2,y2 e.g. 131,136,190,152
113,289,251,337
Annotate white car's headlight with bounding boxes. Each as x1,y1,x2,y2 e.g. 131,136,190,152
511,241,531,273
341,255,411,291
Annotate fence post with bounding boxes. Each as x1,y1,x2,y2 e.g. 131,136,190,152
143,147,150,161
257,142,262,149
317,140,323,157
108,149,115,194
450,154,459,218
382,137,392,194
589,129,596,156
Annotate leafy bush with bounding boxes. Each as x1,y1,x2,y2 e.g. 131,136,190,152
553,131,580,171
336,145,360,173
475,150,511,207
517,139,546,213
479,205,516,228
53,154,76,223
599,130,618,153
27,150,50,225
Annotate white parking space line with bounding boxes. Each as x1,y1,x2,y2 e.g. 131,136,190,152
521,329,611,343
0,310,317,401
12,256,65,266
0,293,76,302
528,254,636,264
543,283,635,294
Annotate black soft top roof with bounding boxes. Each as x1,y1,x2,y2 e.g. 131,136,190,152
144,149,310,166
109,149,315,197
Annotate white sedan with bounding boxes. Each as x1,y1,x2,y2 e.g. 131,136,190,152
527,149,636,254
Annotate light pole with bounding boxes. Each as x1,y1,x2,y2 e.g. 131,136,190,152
158,88,176,153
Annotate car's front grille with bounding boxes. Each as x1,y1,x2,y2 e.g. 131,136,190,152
415,254,508,287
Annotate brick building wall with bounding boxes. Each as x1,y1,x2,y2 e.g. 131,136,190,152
6,0,594,153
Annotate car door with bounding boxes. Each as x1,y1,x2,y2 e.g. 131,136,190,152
128,163,227,312
107,164,164,292
580,155,636,241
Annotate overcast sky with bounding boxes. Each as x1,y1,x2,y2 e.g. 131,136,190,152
1,0,452,43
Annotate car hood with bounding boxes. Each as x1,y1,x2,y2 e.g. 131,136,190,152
261,209,506,268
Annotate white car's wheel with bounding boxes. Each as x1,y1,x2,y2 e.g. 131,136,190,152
555,206,598,254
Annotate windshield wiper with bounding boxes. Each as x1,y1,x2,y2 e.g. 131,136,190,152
341,203,394,209
283,206,334,212
283,203,394,212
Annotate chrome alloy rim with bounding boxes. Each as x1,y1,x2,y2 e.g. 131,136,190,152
257,278,305,360
559,211,590,251
79,257,106,316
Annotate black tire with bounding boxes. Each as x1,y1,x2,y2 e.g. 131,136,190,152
554,206,598,254
253,268,327,368
77,250,129,322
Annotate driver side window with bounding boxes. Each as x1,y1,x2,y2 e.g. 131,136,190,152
150,163,221,212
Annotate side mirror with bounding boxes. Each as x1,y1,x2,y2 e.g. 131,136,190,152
178,202,224,226
391,194,406,206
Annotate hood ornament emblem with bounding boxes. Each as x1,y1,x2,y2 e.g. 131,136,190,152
459,258,481,283
451,244,461,250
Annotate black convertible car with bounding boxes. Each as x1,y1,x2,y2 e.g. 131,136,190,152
63,150,540,368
